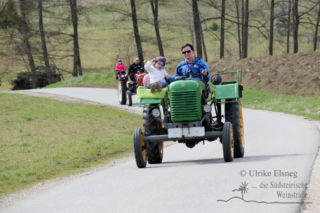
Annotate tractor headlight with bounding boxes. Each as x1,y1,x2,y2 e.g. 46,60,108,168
203,104,211,113
152,108,160,118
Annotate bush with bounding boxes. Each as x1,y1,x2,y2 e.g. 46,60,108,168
210,23,219,31
11,67,61,90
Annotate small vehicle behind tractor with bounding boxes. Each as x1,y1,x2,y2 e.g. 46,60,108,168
116,70,147,106
133,63,245,168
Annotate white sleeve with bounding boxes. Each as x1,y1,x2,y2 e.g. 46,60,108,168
144,60,154,73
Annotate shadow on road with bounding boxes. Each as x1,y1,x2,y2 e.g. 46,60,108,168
146,153,304,168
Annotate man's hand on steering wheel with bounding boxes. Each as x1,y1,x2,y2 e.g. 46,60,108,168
202,69,208,77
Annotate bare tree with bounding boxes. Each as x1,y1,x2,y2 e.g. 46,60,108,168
242,0,249,58
38,0,49,69
241,0,245,58
192,0,202,58
220,0,225,59
269,0,275,56
314,1,320,51
18,0,36,74
201,25,208,61
235,0,242,58
130,0,144,64
287,0,291,53
150,0,164,56
70,0,82,77
292,0,299,53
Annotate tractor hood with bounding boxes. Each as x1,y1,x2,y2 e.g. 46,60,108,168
168,79,205,122
169,79,206,92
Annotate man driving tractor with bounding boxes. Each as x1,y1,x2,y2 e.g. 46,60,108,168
128,58,145,81
175,43,209,83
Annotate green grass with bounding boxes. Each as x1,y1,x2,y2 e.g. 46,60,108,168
0,93,141,196
45,73,117,89
241,87,320,121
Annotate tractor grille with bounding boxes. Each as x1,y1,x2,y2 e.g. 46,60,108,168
170,91,199,121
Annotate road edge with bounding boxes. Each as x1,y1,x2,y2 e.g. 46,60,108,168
300,121,320,213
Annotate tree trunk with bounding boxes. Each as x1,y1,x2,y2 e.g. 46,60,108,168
220,0,225,59
313,2,320,51
192,0,202,58
77,46,82,75
38,0,52,84
235,0,242,59
130,0,144,64
201,26,208,61
150,0,164,56
287,0,291,53
293,0,299,53
269,0,274,56
38,0,50,69
190,29,194,47
70,0,81,77
241,0,245,58
18,0,36,74
243,0,249,58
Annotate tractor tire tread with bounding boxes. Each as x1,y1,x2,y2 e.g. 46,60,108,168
142,107,163,164
225,99,245,158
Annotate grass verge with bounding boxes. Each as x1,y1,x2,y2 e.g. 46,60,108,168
0,93,141,196
241,87,320,121
45,73,117,89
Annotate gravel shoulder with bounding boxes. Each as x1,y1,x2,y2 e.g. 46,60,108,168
0,91,319,212
301,120,320,213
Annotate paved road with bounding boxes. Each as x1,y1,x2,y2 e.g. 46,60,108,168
1,88,320,213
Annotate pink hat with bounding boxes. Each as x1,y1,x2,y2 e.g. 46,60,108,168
118,59,122,62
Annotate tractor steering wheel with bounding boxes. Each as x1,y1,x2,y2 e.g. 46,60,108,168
175,62,207,78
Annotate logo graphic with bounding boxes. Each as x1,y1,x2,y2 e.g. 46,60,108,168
217,182,311,204
233,182,249,199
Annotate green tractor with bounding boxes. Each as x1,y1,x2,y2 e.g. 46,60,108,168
133,62,244,168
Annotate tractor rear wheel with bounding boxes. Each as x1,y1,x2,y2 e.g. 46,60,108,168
225,99,245,158
222,122,234,162
118,81,127,105
133,128,147,168
143,107,163,164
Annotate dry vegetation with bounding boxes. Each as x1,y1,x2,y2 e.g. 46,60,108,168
1,0,320,91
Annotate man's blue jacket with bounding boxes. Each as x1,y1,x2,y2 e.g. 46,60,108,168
173,58,210,83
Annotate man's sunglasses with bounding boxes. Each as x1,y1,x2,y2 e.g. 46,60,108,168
182,50,192,54
156,62,164,67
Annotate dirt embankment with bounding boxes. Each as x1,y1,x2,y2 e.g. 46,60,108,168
168,51,320,96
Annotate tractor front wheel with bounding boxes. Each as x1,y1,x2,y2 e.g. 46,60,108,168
222,122,234,162
143,107,163,164
118,81,127,105
126,91,132,106
133,128,147,168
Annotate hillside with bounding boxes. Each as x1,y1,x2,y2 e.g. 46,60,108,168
167,51,320,96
